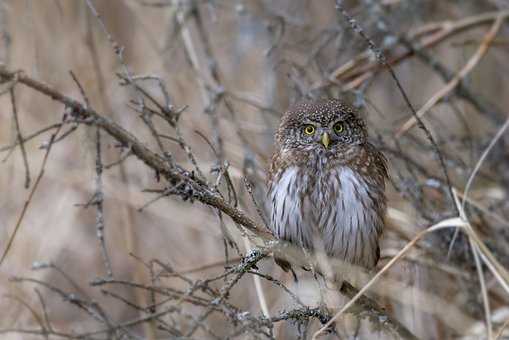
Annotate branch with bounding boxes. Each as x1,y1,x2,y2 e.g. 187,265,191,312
0,66,268,239
340,281,419,340
0,65,418,339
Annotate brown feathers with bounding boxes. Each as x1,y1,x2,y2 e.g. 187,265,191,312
268,99,388,269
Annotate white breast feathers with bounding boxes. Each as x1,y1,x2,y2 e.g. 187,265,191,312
269,166,383,268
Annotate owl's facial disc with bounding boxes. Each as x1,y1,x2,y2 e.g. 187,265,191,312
276,99,369,161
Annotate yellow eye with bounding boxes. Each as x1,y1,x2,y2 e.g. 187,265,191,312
333,122,344,133
303,125,315,135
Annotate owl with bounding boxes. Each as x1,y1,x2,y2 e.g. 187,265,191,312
268,99,388,270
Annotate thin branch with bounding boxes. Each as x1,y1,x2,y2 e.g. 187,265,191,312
93,126,114,278
462,117,509,211
0,123,61,153
70,70,114,278
0,120,63,266
9,87,31,188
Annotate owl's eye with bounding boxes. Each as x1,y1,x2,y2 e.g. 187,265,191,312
303,125,315,135
333,122,344,134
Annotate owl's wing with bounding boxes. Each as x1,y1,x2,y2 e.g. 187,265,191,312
367,142,389,185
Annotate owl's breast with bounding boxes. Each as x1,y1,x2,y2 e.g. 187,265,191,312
269,164,385,268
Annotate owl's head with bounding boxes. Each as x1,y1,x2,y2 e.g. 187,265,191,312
276,99,367,157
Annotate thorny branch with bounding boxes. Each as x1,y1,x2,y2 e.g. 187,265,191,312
0,66,267,238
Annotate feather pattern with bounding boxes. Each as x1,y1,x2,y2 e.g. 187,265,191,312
267,99,387,269
269,163,384,269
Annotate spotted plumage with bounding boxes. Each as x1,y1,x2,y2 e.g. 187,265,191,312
268,99,388,269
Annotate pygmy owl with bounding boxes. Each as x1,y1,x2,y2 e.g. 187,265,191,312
268,99,388,270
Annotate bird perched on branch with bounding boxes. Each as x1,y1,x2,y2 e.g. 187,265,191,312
267,99,388,271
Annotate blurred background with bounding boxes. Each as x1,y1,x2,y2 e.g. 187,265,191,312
0,0,509,339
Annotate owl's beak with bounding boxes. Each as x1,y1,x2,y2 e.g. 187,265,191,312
321,132,330,149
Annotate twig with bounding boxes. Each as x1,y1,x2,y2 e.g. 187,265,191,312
2,294,47,336
165,258,241,276
243,237,270,318
446,116,509,258
70,70,114,278
104,148,132,169
462,117,509,212
84,0,135,88
31,261,90,299
185,249,266,337
0,120,63,266
243,177,269,229
93,126,114,278
247,270,305,307
9,87,31,188
0,123,61,153
470,236,492,340
10,276,116,332
495,317,509,340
